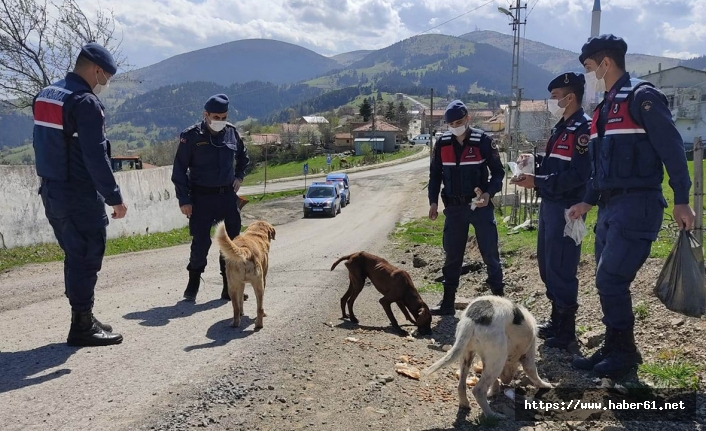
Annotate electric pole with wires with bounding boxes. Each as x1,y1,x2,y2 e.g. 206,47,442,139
499,1,527,226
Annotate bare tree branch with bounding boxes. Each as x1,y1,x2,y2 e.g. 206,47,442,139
0,0,129,109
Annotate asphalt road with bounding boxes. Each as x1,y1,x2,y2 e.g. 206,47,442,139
0,154,430,431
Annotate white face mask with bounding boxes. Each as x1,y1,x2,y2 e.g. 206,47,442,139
585,61,608,96
449,123,467,137
208,119,227,132
93,70,110,95
547,94,570,117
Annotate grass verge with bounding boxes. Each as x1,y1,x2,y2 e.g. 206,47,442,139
392,160,703,260
0,190,303,273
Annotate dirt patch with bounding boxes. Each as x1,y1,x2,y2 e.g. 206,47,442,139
242,196,304,226
133,192,704,431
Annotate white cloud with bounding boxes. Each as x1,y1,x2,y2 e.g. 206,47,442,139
662,50,700,60
72,0,704,69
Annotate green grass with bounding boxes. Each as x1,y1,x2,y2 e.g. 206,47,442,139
418,282,444,293
0,226,194,273
392,160,705,260
0,191,301,273
242,148,420,186
633,301,650,320
638,349,701,390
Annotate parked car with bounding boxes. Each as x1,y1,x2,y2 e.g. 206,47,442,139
325,173,351,205
411,134,431,145
303,182,341,218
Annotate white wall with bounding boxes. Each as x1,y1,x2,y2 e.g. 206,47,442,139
0,165,187,249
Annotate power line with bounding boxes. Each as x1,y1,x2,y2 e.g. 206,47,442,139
526,0,540,18
414,0,495,37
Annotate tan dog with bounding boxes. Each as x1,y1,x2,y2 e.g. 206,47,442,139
422,295,552,419
214,220,276,329
330,251,432,336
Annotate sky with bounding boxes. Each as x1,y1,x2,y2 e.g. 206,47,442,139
76,0,706,70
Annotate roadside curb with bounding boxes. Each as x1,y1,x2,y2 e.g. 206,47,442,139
248,146,430,186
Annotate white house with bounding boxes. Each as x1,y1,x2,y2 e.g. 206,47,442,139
503,100,553,143
640,66,706,154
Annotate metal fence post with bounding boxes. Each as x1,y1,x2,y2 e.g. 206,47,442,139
693,136,703,247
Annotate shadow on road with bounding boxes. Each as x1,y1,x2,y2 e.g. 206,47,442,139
123,298,227,327
183,316,257,351
0,342,78,394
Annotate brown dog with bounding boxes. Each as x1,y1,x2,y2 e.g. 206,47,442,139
214,220,276,329
330,251,432,336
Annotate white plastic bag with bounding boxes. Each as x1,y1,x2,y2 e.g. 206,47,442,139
563,209,587,245
508,155,534,179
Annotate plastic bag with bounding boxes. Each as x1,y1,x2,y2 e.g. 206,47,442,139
654,230,706,318
563,209,587,245
509,155,534,177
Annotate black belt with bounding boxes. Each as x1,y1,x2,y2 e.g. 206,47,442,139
599,187,660,202
191,184,233,195
442,195,478,206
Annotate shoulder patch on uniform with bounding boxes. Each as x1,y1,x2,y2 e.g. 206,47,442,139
490,141,498,150
577,134,589,146
181,124,199,134
180,137,187,144
641,100,652,112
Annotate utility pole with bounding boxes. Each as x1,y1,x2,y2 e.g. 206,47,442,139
499,1,527,225
429,88,434,159
694,136,703,247
264,136,268,197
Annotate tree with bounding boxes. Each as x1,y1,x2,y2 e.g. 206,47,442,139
376,89,383,101
385,101,396,122
359,99,372,122
0,0,127,108
396,101,410,132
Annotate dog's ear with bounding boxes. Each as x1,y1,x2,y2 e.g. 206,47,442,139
268,225,276,240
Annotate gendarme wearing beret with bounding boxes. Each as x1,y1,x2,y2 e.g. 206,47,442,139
579,34,628,64
80,42,118,75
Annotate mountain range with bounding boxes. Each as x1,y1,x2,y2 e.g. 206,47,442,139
1,30,703,158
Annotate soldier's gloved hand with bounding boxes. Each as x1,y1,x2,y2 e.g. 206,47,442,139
429,203,438,221
180,204,193,218
111,203,128,219
567,202,592,220
233,178,243,193
673,204,696,231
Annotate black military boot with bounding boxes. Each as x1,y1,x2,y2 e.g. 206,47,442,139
219,255,247,301
183,271,201,301
67,310,123,347
572,327,615,370
544,308,577,350
92,314,112,333
592,328,642,379
430,285,456,316
538,302,559,340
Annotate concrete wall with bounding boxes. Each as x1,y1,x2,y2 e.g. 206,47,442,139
0,165,187,249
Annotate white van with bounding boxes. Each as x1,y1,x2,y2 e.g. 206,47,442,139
411,134,431,145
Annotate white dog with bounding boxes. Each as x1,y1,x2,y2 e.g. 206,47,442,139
422,295,553,419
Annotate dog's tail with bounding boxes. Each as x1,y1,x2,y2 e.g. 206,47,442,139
422,317,475,376
330,253,354,271
214,221,252,262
